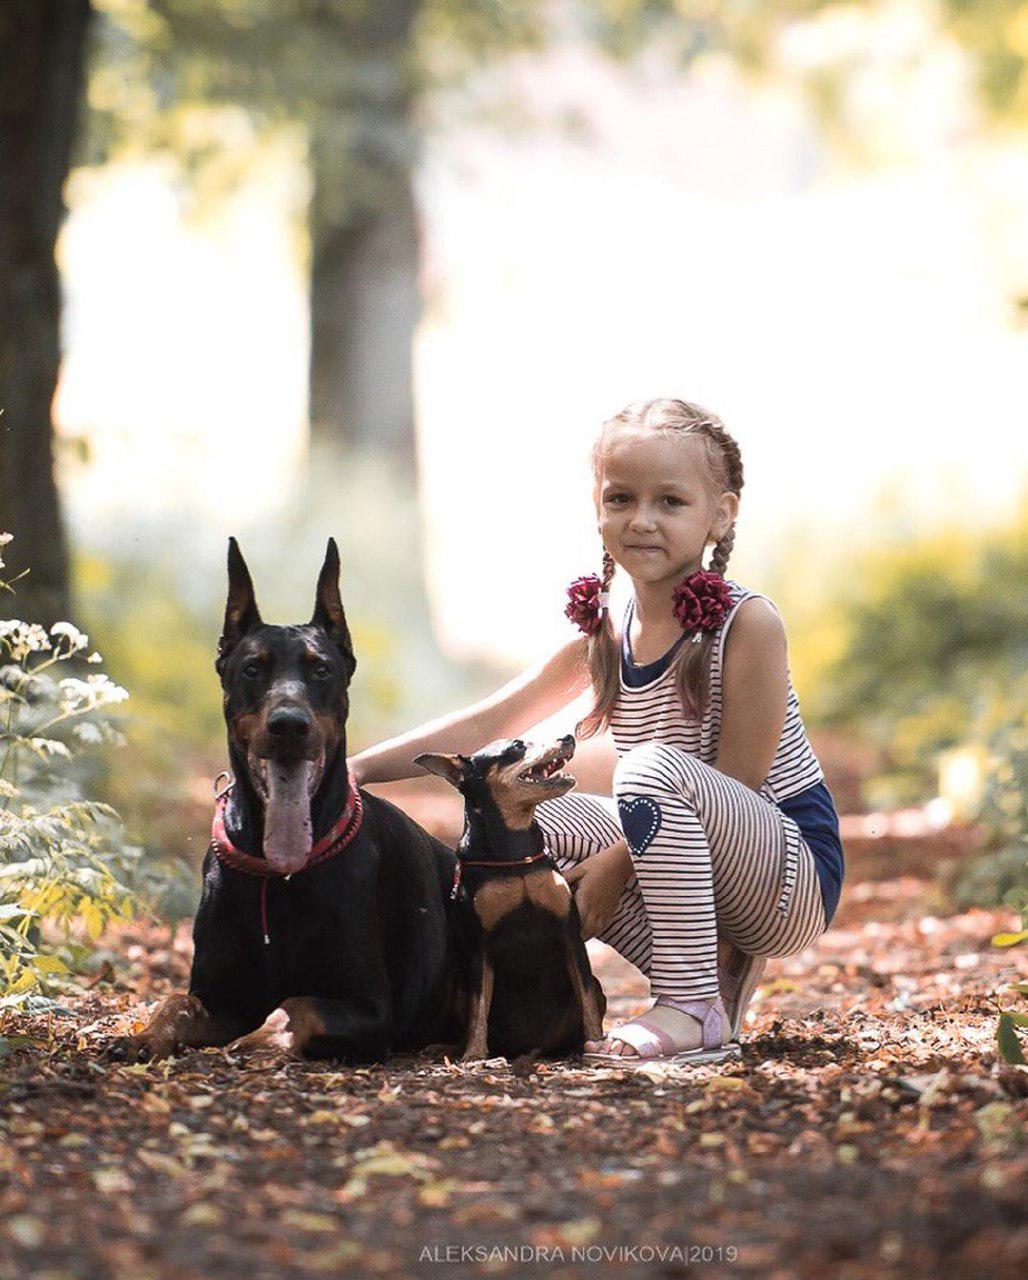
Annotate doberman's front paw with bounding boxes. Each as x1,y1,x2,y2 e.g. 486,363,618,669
106,1033,177,1063
228,1008,295,1056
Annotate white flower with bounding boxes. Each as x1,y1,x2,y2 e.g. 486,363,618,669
49,622,89,652
87,673,128,703
57,673,128,713
86,651,103,665
0,621,52,661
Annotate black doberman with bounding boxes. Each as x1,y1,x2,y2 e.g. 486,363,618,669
416,736,606,1060
110,539,463,1062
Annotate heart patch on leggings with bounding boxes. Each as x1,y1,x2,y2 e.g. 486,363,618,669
618,796,662,858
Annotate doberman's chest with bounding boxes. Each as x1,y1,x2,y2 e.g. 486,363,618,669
196,857,381,990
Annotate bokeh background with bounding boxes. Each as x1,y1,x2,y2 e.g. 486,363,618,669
2,0,1026,918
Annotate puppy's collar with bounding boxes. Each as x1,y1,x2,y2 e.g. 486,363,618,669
209,768,363,944
450,847,551,902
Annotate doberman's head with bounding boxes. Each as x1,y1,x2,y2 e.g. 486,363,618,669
416,736,576,840
216,537,356,872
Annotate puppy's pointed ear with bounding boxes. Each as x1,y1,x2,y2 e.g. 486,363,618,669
217,538,262,674
414,753,467,790
311,537,356,679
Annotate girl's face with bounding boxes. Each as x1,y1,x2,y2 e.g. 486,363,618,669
596,430,738,590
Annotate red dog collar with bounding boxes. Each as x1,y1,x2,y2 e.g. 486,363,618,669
450,848,550,901
210,768,364,944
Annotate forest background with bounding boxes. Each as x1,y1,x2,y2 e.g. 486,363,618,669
0,0,1025,1015
1,5,1027,1277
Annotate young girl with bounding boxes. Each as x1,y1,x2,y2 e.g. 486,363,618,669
350,399,844,1063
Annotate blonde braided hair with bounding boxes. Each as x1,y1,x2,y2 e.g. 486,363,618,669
578,399,745,737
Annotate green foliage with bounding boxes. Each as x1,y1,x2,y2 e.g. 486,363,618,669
976,709,1028,852
813,507,1028,791
951,842,1028,913
85,0,545,225
993,900,1028,1064
940,0,1028,122
983,702,1028,1065
947,676,1027,910
0,536,146,1012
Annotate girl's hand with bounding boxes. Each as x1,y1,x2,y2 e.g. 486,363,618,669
565,840,633,940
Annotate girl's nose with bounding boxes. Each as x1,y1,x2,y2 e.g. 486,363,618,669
629,509,657,530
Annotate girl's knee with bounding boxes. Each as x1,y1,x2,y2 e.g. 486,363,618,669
614,741,707,800
616,741,680,789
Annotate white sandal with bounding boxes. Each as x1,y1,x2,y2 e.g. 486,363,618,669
584,995,740,1064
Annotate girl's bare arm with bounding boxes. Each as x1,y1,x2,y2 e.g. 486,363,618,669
715,597,788,793
350,636,591,785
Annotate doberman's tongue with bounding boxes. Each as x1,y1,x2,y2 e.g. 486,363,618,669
263,760,313,873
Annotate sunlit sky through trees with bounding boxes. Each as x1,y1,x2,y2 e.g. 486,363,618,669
55,14,1028,665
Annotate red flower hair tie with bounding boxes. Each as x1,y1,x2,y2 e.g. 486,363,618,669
565,575,609,636
672,571,732,643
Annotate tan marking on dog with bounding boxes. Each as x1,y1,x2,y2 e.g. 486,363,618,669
567,952,605,1041
229,709,264,743
472,877,526,930
485,758,574,830
488,783,534,831
525,867,572,917
279,996,329,1052
229,1008,293,1055
462,957,495,1060
473,867,571,931
118,993,231,1060
312,710,340,752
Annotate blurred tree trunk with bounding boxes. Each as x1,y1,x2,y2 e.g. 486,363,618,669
309,160,420,462
308,0,421,463
0,0,89,625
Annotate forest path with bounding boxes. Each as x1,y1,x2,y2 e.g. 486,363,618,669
1,876,1025,1280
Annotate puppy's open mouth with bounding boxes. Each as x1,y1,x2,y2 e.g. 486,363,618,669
517,740,575,789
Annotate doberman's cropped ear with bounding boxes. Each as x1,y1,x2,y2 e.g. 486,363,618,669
217,538,262,674
414,753,468,790
311,537,356,679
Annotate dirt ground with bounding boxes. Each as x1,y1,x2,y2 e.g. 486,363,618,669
1,869,1026,1280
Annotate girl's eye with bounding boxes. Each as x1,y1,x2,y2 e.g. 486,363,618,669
661,496,686,507
603,493,629,505
242,661,263,680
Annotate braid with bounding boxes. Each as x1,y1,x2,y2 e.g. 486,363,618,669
577,548,620,739
693,418,743,578
708,523,735,577
601,549,616,592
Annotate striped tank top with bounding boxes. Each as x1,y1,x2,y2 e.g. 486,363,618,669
612,580,844,924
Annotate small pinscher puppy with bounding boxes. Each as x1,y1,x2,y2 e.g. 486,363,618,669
109,539,463,1062
416,736,606,1060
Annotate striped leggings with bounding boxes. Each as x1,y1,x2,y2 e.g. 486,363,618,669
536,742,827,1002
